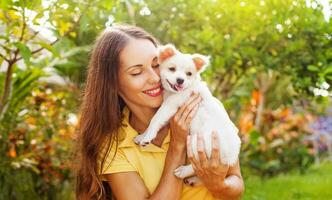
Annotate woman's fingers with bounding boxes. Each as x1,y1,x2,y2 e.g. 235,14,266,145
197,134,209,172
178,95,201,122
184,103,199,125
187,135,201,170
175,93,198,116
210,132,221,170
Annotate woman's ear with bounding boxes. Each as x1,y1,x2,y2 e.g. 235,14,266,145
158,44,177,63
192,54,210,73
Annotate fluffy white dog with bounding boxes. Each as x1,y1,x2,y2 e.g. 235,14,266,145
134,44,241,182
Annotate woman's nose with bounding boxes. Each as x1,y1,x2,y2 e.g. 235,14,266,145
148,68,160,83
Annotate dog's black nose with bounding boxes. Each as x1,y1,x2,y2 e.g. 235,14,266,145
176,78,184,85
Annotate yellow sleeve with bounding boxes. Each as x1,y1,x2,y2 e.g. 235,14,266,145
99,143,137,175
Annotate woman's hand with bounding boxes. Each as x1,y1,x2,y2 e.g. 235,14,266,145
169,93,202,149
187,132,229,194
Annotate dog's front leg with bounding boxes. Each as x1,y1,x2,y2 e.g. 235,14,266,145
134,101,178,146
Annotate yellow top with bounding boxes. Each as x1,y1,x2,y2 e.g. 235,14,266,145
98,107,216,200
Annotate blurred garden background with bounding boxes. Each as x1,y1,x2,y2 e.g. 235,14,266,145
0,0,332,199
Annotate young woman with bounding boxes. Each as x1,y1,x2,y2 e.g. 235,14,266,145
75,24,244,200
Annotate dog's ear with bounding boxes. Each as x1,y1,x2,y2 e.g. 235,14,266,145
158,44,177,63
192,54,210,73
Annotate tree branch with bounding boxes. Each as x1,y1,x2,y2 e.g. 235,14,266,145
0,44,14,53
0,5,27,116
0,61,14,115
14,38,59,62
11,6,27,62
0,53,10,63
14,2,90,62
1,1,91,116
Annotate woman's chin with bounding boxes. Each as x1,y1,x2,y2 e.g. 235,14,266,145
147,96,163,108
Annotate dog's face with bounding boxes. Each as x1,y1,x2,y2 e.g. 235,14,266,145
158,44,209,93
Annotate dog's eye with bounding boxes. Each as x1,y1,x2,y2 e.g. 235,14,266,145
186,72,192,76
169,67,176,72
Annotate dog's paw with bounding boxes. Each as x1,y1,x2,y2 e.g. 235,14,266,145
138,137,153,147
174,165,194,179
133,134,147,146
139,131,157,146
133,134,151,147
184,176,202,187
174,166,190,179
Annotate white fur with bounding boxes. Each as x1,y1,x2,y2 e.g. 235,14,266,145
133,44,241,181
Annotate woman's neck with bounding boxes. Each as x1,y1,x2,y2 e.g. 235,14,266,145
127,105,169,147
128,106,158,133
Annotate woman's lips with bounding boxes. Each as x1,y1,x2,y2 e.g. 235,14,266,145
142,86,163,97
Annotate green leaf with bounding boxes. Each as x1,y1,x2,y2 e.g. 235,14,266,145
10,69,44,109
62,45,90,57
0,0,11,10
36,41,59,57
0,35,9,41
79,15,89,34
323,66,332,75
249,129,261,145
307,65,319,72
14,42,32,65
25,0,42,9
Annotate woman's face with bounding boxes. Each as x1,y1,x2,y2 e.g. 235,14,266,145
118,38,163,109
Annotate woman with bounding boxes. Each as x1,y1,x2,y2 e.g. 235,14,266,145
75,24,244,200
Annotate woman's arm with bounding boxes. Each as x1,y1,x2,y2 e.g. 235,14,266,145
187,132,244,200
105,93,202,200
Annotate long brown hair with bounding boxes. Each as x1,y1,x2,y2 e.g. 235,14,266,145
75,24,158,200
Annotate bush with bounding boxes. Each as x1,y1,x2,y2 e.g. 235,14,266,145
240,107,315,176
0,77,78,199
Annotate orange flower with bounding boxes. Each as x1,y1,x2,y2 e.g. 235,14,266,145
7,146,17,158
239,113,254,134
251,90,261,106
25,117,37,125
59,129,66,136
279,108,291,119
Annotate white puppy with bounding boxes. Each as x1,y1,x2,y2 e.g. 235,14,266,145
134,44,241,182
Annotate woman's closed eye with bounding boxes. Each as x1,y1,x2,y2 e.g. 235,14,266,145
130,63,158,76
131,69,142,76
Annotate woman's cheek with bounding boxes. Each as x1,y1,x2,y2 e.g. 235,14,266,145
129,75,148,91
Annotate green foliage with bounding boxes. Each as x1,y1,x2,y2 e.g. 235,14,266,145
132,0,332,100
0,82,78,199
0,0,332,198
0,168,39,200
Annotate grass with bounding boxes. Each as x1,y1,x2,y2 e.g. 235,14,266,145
243,162,332,200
